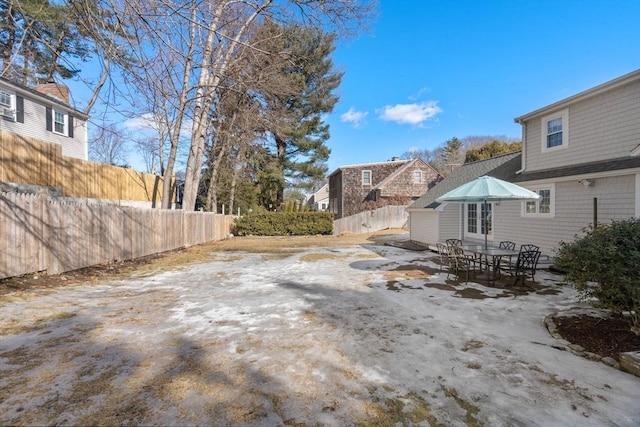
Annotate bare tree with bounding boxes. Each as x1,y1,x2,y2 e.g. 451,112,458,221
181,0,376,210
88,122,129,166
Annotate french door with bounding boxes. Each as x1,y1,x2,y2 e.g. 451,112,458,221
465,203,492,241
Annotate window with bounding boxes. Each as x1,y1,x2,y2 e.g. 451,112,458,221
465,203,492,240
0,89,14,119
46,106,72,136
0,90,11,108
362,170,372,185
523,185,555,217
413,170,422,183
541,109,568,152
54,110,66,134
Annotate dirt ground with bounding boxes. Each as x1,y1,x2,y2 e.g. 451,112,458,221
1,230,639,426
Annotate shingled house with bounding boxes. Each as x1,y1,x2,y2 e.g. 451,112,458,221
328,157,442,219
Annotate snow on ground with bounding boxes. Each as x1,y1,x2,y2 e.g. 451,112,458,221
1,238,639,426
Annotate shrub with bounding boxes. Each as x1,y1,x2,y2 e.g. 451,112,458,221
233,211,333,236
554,218,640,333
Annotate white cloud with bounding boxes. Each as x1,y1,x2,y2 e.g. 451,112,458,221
340,107,368,128
408,87,431,101
124,114,158,132
124,114,193,138
377,101,442,126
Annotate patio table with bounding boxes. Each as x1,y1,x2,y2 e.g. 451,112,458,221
462,246,519,284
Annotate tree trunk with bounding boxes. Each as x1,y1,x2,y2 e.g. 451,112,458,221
182,0,272,211
228,145,244,215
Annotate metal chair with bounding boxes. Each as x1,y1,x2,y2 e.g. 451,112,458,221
520,244,539,253
450,245,477,283
499,241,516,251
446,238,462,247
496,241,516,277
436,242,452,275
502,250,541,285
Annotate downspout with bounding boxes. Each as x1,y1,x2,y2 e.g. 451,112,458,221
515,119,526,174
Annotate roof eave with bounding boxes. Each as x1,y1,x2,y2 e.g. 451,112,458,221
514,69,640,123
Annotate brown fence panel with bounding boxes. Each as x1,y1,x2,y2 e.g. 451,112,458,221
0,193,235,279
1,131,172,203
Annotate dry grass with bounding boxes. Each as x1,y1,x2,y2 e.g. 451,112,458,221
0,229,407,299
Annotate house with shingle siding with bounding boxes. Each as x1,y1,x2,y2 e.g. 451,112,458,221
329,157,441,219
408,69,640,256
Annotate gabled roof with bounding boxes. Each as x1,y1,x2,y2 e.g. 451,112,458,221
327,159,409,178
375,157,441,190
0,76,89,120
408,152,521,209
514,69,640,123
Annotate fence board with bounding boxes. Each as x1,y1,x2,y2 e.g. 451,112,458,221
333,205,409,235
0,193,235,279
1,131,173,203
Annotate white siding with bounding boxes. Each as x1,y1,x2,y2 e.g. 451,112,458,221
439,204,462,241
409,210,439,246
0,89,87,160
496,175,636,255
524,79,640,172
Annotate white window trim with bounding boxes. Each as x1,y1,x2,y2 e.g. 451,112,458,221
0,89,15,119
522,183,555,218
53,109,67,135
362,170,372,185
541,109,569,153
413,170,422,183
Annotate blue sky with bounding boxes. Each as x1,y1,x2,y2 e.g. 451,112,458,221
324,0,640,173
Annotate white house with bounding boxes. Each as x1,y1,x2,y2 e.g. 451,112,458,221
0,78,89,160
307,182,329,211
408,69,640,256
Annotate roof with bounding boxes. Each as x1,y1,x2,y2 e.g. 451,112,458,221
375,157,441,190
408,152,521,209
0,76,89,120
514,69,640,123
512,156,640,183
408,151,640,211
327,159,409,178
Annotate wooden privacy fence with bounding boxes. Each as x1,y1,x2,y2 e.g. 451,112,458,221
333,205,408,235
0,192,235,279
0,131,174,203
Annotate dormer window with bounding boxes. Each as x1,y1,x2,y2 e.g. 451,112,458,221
541,109,569,152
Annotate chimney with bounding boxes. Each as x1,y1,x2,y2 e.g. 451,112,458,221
391,156,401,161
35,82,70,104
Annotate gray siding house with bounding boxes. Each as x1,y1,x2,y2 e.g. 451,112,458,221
0,78,89,160
408,69,640,256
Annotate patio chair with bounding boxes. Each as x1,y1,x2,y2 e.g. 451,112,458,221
436,242,453,276
495,241,516,277
450,245,477,284
520,244,539,253
501,249,541,286
445,238,463,247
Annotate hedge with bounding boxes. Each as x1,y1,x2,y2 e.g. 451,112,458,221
233,212,333,236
